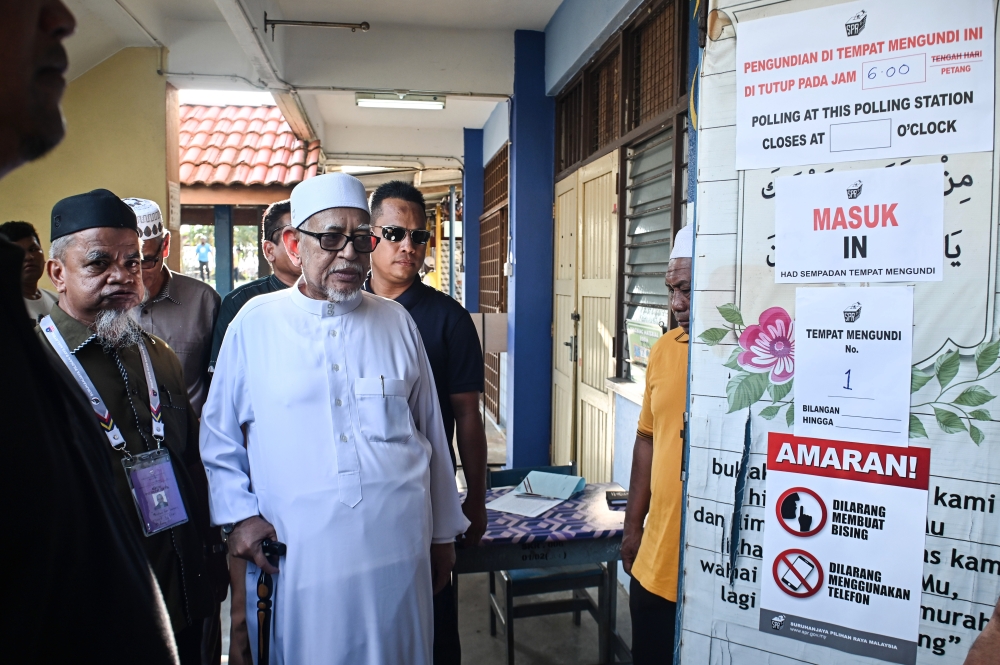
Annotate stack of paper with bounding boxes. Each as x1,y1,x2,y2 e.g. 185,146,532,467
485,471,586,517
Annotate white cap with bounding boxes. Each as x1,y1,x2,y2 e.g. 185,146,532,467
123,198,164,239
290,173,369,228
669,223,693,260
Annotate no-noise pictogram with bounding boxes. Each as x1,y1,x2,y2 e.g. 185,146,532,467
776,487,827,537
773,549,824,598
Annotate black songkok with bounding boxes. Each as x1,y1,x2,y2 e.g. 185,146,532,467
51,189,138,241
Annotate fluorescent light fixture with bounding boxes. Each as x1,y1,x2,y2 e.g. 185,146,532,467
355,92,445,110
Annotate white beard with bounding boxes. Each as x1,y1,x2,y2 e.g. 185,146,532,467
94,307,144,349
321,258,364,303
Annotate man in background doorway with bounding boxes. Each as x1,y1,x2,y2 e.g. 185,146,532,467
364,180,487,665
621,222,692,665
196,235,213,281
0,220,57,321
128,197,220,418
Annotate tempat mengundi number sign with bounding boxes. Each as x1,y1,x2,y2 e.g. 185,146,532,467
774,164,943,283
735,0,995,169
794,286,914,447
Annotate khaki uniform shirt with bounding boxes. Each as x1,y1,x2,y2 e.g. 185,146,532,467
139,269,220,416
37,306,215,632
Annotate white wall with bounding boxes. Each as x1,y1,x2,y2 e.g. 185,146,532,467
543,0,643,95
482,100,509,166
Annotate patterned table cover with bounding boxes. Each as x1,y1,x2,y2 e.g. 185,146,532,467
478,482,625,545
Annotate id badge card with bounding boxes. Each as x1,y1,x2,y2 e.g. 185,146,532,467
122,448,189,536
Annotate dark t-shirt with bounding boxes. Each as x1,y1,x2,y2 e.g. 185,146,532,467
364,278,484,463
209,274,288,373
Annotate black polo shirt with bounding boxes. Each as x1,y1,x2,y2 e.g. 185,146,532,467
208,274,288,374
364,277,484,463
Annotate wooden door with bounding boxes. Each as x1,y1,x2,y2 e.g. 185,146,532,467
551,172,578,466
575,151,619,483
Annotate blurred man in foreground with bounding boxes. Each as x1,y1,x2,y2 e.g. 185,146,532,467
0,1,176,661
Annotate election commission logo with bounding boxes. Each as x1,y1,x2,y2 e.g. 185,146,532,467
845,10,867,37
773,549,824,598
777,487,827,537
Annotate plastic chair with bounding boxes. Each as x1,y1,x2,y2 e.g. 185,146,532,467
486,465,606,665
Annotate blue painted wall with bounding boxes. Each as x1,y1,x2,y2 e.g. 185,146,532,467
482,101,509,166
544,0,643,94
506,30,555,468
612,394,642,490
463,128,483,313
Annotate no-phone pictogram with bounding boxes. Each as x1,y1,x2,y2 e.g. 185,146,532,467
776,486,827,537
773,548,824,598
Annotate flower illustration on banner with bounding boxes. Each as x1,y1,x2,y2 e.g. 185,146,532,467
737,307,794,384
698,304,795,420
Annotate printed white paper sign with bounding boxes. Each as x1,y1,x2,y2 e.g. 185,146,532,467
795,286,913,446
760,433,930,664
775,164,943,283
735,0,995,169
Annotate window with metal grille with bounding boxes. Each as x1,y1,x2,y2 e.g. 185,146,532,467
480,144,509,420
629,1,676,130
555,83,583,173
621,123,687,382
589,49,620,154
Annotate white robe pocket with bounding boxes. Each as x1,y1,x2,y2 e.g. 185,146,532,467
354,377,412,444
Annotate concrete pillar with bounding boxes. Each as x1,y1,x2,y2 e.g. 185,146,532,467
463,128,483,312
506,30,555,468
214,204,233,295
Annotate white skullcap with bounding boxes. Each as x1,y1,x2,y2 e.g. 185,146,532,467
669,223,694,260
123,198,164,239
291,172,369,228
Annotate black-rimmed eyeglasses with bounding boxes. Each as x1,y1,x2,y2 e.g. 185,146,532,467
297,228,380,253
375,225,432,245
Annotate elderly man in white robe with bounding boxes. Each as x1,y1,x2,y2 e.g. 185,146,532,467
200,172,469,664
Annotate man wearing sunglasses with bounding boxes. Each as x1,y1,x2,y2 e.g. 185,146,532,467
365,180,487,665
128,197,220,418
201,172,469,665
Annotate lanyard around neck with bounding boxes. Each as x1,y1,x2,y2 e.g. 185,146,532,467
41,315,164,453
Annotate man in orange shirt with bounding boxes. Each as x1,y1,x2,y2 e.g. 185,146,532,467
622,222,692,664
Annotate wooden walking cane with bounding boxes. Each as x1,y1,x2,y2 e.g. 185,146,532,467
257,539,287,665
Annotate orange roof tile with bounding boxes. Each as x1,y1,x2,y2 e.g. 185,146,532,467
179,104,321,188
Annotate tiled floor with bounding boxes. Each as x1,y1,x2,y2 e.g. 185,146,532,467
220,573,633,665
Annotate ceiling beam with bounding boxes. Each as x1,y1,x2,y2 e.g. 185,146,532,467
211,0,319,141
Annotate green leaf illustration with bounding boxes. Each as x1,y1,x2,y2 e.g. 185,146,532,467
969,424,984,445
726,371,769,413
699,327,730,346
769,379,793,403
934,351,960,390
723,347,741,370
969,409,992,421
717,303,744,327
933,406,967,434
975,339,1000,376
952,385,996,407
759,405,781,420
910,367,933,394
785,402,795,427
908,414,928,438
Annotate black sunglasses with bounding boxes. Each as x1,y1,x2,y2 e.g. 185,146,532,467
297,228,380,253
376,225,432,245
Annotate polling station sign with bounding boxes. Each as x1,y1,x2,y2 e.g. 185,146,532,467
775,164,943,283
760,433,930,664
735,0,995,169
